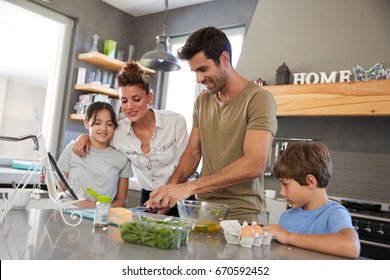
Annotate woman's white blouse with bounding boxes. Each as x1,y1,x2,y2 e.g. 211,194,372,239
111,109,189,191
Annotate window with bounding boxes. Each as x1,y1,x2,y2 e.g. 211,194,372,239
162,26,245,131
0,0,73,162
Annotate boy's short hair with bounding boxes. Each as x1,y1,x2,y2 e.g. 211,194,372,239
273,142,332,188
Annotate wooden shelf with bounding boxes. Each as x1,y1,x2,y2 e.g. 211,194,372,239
70,113,84,120
77,52,155,74
263,80,390,116
74,83,118,98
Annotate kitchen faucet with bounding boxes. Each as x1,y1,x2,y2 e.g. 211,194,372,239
0,135,39,150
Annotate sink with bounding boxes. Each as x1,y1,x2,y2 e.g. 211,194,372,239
0,166,41,185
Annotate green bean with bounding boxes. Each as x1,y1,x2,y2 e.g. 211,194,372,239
120,218,185,249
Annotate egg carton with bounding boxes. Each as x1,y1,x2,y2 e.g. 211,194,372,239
220,220,273,248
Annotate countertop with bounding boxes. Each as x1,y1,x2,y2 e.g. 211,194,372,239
0,192,354,260
0,166,41,185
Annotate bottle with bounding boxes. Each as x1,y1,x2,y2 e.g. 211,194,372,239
94,196,111,228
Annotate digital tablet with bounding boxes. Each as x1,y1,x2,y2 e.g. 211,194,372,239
47,152,79,200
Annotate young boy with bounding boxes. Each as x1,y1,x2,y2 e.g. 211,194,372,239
263,142,360,259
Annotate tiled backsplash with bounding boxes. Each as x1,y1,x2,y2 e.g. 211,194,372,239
265,150,390,204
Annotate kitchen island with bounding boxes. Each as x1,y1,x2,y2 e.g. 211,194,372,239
0,194,350,260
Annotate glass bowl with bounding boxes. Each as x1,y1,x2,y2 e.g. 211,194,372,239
177,200,230,233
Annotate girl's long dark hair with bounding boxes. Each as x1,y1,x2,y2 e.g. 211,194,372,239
85,101,118,128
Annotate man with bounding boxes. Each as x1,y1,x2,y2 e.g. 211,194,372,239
146,26,277,223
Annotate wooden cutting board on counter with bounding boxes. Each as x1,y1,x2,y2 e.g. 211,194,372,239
264,80,390,116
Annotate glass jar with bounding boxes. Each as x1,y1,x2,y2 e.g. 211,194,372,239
93,196,111,228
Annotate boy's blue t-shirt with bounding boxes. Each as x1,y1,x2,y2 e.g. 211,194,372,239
279,200,354,234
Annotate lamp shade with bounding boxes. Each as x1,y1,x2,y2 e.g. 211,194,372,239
139,35,181,72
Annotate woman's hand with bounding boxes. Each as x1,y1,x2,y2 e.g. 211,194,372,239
71,134,90,157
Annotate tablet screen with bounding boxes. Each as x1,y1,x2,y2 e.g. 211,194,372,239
47,152,78,200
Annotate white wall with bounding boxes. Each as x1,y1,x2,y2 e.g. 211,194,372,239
0,75,6,127
237,0,390,84
0,77,45,161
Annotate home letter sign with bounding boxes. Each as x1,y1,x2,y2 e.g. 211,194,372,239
293,70,352,84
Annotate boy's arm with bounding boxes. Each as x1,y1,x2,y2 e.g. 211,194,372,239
287,228,360,259
263,224,360,259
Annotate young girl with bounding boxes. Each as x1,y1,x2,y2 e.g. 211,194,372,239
58,101,132,208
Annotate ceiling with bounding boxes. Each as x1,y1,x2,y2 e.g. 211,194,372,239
101,0,214,17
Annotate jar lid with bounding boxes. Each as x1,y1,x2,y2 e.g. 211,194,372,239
97,196,111,203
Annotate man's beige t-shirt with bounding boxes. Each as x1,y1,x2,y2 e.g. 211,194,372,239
193,82,277,223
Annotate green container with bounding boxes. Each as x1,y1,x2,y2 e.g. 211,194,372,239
104,40,117,58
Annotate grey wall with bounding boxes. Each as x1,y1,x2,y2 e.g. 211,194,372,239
133,0,258,61
237,0,390,151
238,0,390,83
238,0,390,203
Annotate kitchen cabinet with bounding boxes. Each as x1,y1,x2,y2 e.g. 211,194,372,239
264,80,390,116
70,52,155,120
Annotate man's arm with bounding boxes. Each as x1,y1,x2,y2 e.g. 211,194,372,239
189,129,273,194
146,129,273,209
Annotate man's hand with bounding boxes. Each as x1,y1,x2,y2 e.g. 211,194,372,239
146,206,171,215
71,134,90,157
157,206,172,215
145,183,193,209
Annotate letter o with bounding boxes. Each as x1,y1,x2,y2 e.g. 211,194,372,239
305,72,320,84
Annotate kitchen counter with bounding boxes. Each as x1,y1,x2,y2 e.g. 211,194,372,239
0,195,350,260
0,166,41,186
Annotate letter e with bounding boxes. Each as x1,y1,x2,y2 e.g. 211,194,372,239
339,70,352,82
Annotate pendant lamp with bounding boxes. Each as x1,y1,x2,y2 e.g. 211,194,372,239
139,0,181,72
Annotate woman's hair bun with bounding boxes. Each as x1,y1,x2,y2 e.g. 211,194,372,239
122,61,144,75
117,61,149,91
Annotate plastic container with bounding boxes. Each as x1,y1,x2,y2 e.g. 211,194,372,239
94,196,111,228
261,232,273,246
117,212,195,249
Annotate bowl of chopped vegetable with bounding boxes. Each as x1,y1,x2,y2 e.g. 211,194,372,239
118,212,195,249
177,200,230,233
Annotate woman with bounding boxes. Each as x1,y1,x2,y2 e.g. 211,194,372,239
73,61,190,215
